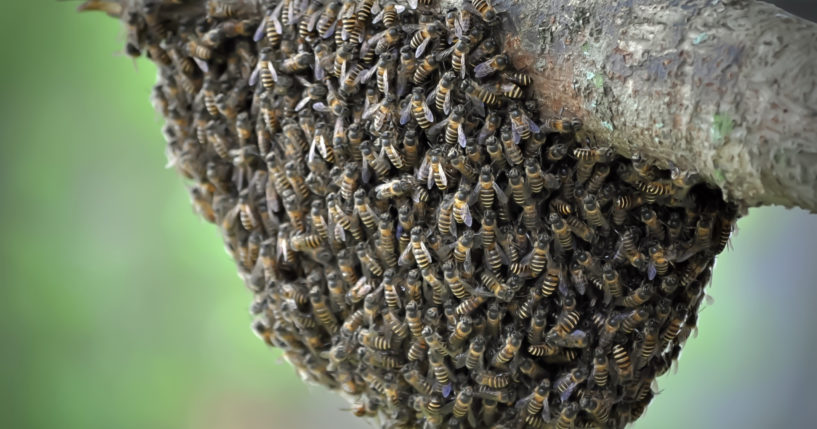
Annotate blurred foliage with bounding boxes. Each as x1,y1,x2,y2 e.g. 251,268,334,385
0,2,815,429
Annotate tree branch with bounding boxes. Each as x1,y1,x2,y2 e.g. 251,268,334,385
461,0,817,212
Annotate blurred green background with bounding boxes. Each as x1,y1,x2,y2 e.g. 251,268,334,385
1,2,816,429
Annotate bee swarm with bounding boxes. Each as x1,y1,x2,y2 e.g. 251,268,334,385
101,0,739,427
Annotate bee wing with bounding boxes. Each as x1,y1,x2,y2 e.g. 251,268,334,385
458,124,467,148
307,8,322,32
415,36,431,58
397,71,409,98
426,118,448,140
361,159,372,183
372,8,386,24
437,165,448,188
528,118,541,133
321,19,338,39
383,69,390,95
357,65,377,84
335,222,347,242
268,61,279,82
647,262,657,281
511,126,521,145
422,100,434,123
463,204,472,227
296,96,312,112
436,43,457,61
287,0,297,23
254,15,268,42
408,0,418,10
473,60,493,79
312,101,330,113
271,1,285,29
443,90,452,115
425,87,436,107
398,241,414,267
492,182,509,204
314,57,325,80
363,99,383,119
249,64,261,86
400,100,412,125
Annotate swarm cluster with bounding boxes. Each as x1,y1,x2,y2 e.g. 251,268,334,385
100,0,738,427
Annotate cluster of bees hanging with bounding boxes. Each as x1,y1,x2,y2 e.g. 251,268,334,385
84,0,740,427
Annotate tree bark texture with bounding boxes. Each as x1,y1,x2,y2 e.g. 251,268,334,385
458,0,817,212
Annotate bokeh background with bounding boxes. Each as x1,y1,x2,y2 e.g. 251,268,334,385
1,1,816,428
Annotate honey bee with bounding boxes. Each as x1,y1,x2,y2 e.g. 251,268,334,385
409,21,445,58
554,368,588,402
402,365,434,396
409,87,434,129
590,348,610,388
549,213,574,254
460,78,499,108
541,116,582,133
429,349,454,384
373,2,406,27
500,126,524,166
412,53,440,84
448,316,474,351
474,54,508,78
620,308,650,335
490,332,522,368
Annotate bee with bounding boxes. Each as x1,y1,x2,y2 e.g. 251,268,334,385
373,2,405,27
647,244,670,280
523,158,546,194
542,116,582,133
484,136,508,171
356,242,384,277
621,282,654,308
580,394,613,426
661,305,687,345
612,343,633,380
402,365,434,396
526,308,548,344
429,349,454,385
360,141,392,180
421,267,448,305
475,166,508,212
591,349,610,388
309,286,339,334
582,194,609,230
398,226,432,269
586,163,611,194
401,127,420,168
637,179,674,202
358,328,392,351
460,79,499,107
409,21,445,58
375,175,414,200
410,87,434,129
490,332,522,368
412,53,440,84
440,105,467,148
620,308,650,335
508,106,538,143
597,315,621,351
548,213,574,253
474,54,508,78
448,316,474,351
471,0,500,22
442,261,469,299
500,126,524,166
554,368,588,402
